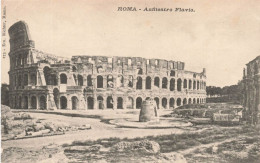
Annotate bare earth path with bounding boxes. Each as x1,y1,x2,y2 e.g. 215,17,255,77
2,111,187,150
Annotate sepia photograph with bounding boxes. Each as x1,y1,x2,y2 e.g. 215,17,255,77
1,0,260,162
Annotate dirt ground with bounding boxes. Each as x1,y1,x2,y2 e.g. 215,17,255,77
1,109,260,163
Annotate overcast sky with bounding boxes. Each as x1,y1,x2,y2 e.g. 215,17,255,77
1,0,260,87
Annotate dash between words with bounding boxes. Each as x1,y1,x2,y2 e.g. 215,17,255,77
118,7,195,12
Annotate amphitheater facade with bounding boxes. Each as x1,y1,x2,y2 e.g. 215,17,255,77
8,21,207,110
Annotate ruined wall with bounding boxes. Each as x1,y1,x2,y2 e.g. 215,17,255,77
8,21,207,110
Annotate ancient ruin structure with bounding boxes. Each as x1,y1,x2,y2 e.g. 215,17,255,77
8,21,207,110
139,98,159,122
243,56,260,124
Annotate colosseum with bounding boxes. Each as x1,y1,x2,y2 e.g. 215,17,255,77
8,21,207,110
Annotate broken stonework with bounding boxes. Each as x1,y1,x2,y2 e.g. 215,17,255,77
139,98,159,122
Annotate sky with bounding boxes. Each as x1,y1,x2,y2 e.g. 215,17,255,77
1,0,260,87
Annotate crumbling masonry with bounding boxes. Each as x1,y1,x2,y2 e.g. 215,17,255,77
8,21,207,110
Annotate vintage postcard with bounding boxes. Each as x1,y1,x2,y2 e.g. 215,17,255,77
1,0,260,162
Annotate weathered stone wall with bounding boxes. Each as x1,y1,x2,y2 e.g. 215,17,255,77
8,21,207,110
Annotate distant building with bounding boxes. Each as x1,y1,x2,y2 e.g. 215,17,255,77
243,56,260,124
8,21,207,110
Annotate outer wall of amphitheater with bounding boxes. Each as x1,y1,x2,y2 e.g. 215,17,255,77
8,21,207,110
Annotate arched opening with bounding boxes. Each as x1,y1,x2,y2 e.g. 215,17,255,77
14,96,17,109
154,77,160,88
18,96,22,108
73,74,77,84
137,68,143,75
39,96,46,109
60,73,67,84
30,74,37,85
127,97,134,109
177,98,182,106
170,78,175,91
31,96,37,109
189,80,192,89
107,96,113,109
87,97,94,109
193,98,196,104
24,74,28,86
170,98,175,108
117,75,124,87
197,81,200,90
97,75,103,88
197,98,200,104
128,76,133,88
177,79,182,91
183,98,187,105
44,67,51,85
71,96,79,110
184,79,187,89
87,75,93,86
107,75,114,88
117,97,123,109
162,98,167,109
23,96,28,109
78,75,83,86
72,66,77,72
193,81,196,90
188,98,192,104
136,97,142,109
146,76,151,89
18,75,22,86
136,77,142,90
170,70,175,76
154,97,159,109
97,96,104,109
162,77,168,89
60,96,67,109
53,88,59,109
97,66,103,73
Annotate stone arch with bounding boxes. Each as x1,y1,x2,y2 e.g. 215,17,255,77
107,96,113,109
31,96,37,109
136,77,142,89
97,66,103,73
71,96,79,110
53,88,59,109
188,98,192,104
117,75,124,87
78,75,83,86
127,97,134,109
43,66,51,85
107,75,114,88
197,81,200,90
39,96,46,109
162,98,167,109
60,96,67,109
170,70,175,76
117,97,123,109
184,79,187,89
154,77,160,88
23,96,28,109
87,75,93,86
177,78,182,91
162,77,168,89
97,96,104,109
193,98,196,104
18,96,22,108
97,75,103,88
183,98,187,105
87,97,94,109
128,76,133,88
170,98,175,108
197,98,200,104
177,98,182,106
154,97,159,109
72,66,77,72
24,74,28,86
60,73,67,84
146,76,151,89
170,78,175,91
136,97,142,109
